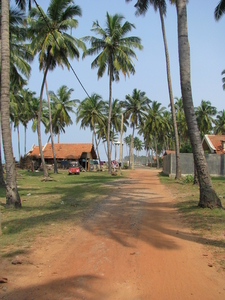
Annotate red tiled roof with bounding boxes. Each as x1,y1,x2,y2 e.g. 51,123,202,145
204,135,225,154
28,143,97,160
163,150,175,156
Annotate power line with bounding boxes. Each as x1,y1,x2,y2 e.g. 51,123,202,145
33,0,91,99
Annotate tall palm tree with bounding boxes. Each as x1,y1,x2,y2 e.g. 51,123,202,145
82,12,143,173
1,0,21,206
76,93,105,162
123,88,150,169
28,0,85,177
144,101,166,168
195,100,217,139
214,110,225,135
176,0,221,208
214,0,225,20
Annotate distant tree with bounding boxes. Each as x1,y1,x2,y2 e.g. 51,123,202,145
50,85,78,143
123,89,150,169
76,93,105,162
195,100,217,139
82,12,143,173
214,110,225,135
134,136,143,157
144,101,166,168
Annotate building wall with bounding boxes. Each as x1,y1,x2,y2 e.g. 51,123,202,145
163,153,225,177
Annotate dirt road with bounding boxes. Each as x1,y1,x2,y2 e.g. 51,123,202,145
1,168,225,299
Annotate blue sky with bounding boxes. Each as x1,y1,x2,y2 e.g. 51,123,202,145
8,0,225,161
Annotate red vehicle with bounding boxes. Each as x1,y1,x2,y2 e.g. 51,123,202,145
68,161,80,175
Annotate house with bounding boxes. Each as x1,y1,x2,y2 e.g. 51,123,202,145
26,143,97,171
202,134,225,154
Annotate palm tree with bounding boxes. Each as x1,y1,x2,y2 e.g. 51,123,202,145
215,0,225,20
1,1,21,206
144,101,166,168
124,135,132,157
195,100,217,139
76,93,105,162
19,88,36,155
176,0,221,208
126,0,181,178
105,99,127,158
82,12,143,173
134,136,143,157
50,85,78,143
214,110,225,135
28,0,85,177
123,88,150,169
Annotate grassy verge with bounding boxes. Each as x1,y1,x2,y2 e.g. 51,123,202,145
159,173,225,271
0,169,123,258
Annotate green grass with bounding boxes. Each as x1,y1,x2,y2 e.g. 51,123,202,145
159,173,225,270
0,169,122,257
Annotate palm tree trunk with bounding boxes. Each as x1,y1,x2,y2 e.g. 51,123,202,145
119,114,123,165
1,0,21,207
58,127,60,143
176,0,221,208
159,3,181,180
17,125,20,159
130,125,135,169
107,59,113,173
0,116,5,186
37,61,49,177
45,79,58,173
154,135,159,168
93,127,101,162
24,126,26,155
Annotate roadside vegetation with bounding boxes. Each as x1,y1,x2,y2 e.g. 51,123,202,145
159,173,225,271
0,169,122,258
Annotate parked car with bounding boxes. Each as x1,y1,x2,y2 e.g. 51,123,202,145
68,161,80,175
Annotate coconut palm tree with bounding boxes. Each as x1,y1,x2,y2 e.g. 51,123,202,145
28,0,85,177
123,88,150,169
82,12,143,173
76,93,105,162
126,0,181,178
50,85,78,143
1,1,23,206
195,100,217,139
134,136,143,157
176,0,221,208
214,110,225,135
105,99,128,158
17,88,36,155
215,0,225,20
144,101,166,168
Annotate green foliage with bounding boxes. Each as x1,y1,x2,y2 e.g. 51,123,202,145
180,141,192,153
183,174,194,183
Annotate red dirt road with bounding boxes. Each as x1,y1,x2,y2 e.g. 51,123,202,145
1,168,225,299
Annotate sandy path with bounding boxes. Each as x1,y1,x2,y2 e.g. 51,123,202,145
1,168,225,299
